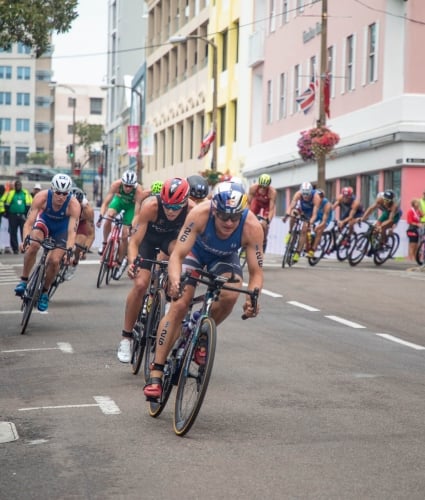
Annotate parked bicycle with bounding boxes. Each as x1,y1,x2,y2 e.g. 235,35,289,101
130,252,169,378
20,237,69,335
147,263,259,437
96,211,128,288
348,221,398,266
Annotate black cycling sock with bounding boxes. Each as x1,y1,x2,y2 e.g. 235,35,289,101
20,276,28,281
122,330,133,339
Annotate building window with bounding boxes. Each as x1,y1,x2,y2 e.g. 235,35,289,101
0,117,11,131
384,169,401,199
221,29,228,71
281,1,289,25
267,80,273,124
269,0,276,33
219,105,226,147
17,66,31,80
90,97,103,115
279,72,286,119
232,99,237,142
361,172,379,213
0,92,12,105
0,66,12,79
367,22,377,83
0,47,12,53
17,43,31,54
327,45,335,97
17,93,30,106
16,146,29,165
294,64,301,111
68,97,76,108
297,0,305,13
16,118,30,132
346,35,354,91
35,122,51,134
67,124,74,135
0,146,11,166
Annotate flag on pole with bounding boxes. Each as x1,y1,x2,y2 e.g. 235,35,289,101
296,78,316,115
324,73,331,118
198,128,216,159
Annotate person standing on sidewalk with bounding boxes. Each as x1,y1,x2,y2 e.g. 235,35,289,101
4,180,32,254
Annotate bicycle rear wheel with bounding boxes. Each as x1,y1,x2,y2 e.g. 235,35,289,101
308,233,329,266
336,233,356,262
416,238,425,265
173,317,217,437
144,289,166,382
21,266,43,335
390,232,400,258
348,234,369,266
148,359,174,418
374,234,395,265
130,303,147,375
105,240,118,285
96,240,112,288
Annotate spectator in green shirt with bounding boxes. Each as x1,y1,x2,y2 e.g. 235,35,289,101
4,180,32,254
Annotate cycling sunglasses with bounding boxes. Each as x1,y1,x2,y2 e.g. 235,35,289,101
215,211,242,222
163,201,186,211
54,190,69,196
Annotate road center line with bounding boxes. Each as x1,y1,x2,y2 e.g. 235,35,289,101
376,334,425,350
325,315,366,329
287,300,320,312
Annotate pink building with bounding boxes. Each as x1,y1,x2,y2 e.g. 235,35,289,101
244,0,425,238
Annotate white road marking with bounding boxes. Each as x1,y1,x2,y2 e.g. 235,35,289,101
287,300,320,312
242,282,282,298
1,342,73,354
18,396,121,415
325,315,366,329
376,334,425,350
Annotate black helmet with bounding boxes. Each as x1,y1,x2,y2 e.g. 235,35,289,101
382,189,395,202
187,174,209,200
71,187,84,203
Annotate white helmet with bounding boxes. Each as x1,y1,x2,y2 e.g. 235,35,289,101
300,181,313,196
51,174,72,192
121,170,137,186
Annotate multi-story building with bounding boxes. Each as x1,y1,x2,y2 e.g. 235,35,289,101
244,0,425,226
0,42,53,170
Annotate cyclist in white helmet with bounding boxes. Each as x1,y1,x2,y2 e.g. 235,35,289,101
96,170,145,266
14,174,80,312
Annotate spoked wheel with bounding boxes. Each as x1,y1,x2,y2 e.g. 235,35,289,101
374,234,396,265
336,234,356,262
48,262,67,299
416,239,425,266
390,232,400,258
130,307,147,375
282,232,299,268
308,234,329,266
173,317,217,437
96,240,112,288
105,241,118,285
348,234,369,266
21,267,43,335
144,289,166,382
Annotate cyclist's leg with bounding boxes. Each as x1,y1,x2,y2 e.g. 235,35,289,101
15,225,44,294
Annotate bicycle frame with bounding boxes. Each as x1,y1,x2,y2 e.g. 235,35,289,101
96,212,125,288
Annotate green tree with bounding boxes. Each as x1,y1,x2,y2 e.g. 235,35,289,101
0,0,78,57
75,121,104,154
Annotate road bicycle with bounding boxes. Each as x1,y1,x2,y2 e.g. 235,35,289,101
348,221,398,266
48,242,87,299
321,220,358,262
20,237,68,335
129,252,169,378
415,228,425,266
281,213,308,267
147,263,259,437
96,211,128,288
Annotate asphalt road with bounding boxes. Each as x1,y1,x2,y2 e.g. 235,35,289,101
1,253,425,500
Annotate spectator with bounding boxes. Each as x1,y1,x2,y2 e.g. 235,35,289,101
4,180,32,254
406,198,422,261
419,191,425,224
31,183,42,198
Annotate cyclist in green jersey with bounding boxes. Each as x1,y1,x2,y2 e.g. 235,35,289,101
96,170,145,264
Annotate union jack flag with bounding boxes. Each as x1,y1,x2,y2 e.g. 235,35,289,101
296,78,317,115
198,128,216,159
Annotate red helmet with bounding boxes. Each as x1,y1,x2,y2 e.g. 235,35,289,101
160,177,190,205
342,186,353,197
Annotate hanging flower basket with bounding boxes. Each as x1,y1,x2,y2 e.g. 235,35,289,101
297,126,340,161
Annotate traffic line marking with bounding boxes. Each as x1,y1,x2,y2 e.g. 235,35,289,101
325,315,366,329
1,342,74,354
287,300,320,312
18,396,121,415
376,334,425,351
242,283,282,298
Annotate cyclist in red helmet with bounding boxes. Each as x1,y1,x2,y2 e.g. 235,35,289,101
117,177,196,363
332,186,364,232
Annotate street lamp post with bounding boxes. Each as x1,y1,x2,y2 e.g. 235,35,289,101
169,34,218,171
101,84,143,184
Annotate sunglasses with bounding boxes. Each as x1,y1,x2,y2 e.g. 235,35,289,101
123,184,134,188
54,191,69,196
215,211,242,222
163,202,186,211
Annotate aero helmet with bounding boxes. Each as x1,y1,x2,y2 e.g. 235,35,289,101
383,189,395,202
300,181,313,196
342,186,353,197
187,174,209,200
51,174,72,192
258,174,272,187
150,180,163,195
121,170,137,187
160,177,190,205
71,187,84,203
212,181,248,214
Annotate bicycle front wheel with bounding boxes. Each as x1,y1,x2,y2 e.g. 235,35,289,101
416,239,425,266
144,289,166,382
374,234,395,265
48,262,68,299
131,307,146,376
173,317,217,437
21,266,43,335
348,234,369,266
96,240,112,288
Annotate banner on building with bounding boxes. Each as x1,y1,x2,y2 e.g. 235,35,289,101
198,128,216,159
142,124,154,156
127,125,140,157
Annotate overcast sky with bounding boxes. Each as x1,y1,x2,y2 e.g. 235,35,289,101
51,0,108,86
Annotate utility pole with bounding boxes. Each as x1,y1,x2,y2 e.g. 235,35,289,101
317,0,328,190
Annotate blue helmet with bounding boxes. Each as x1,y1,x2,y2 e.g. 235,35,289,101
212,181,248,214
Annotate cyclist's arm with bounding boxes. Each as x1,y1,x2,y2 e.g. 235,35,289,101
127,196,158,264
267,187,277,221
361,202,377,221
331,196,341,211
247,184,257,206
99,180,119,217
66,198,81,249
310,194,321,225
347,199,360,221
22,191,47,242
84,205,96,249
